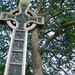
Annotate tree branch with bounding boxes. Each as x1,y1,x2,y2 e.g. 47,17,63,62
45,9,64,23
41,1,46,13
55,21,75,34
39,36,49,39
26,61,32,71
60,0,64,7
40,0,58,16
41,47,68,74
59,67,68,75
44,49,75,57
55,38,64,43
39,29,54,37
40,21,75,51
35,0,44,15
66,8,75,10
40,33,58,51
35,0,38,2
65,3,75,6
53,53,68,75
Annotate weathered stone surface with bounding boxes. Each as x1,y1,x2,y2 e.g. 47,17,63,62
21,5,27,13
13,40,24,50
2,14,7,18
15,31,25,39
17,23,24,30
10,51,23,63
8,64,22,75
7,15,15,19
38,18,41,22
16,14,28,23
30,18,37,21
21,5,27,9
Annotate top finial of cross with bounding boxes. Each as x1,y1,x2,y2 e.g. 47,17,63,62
20,0,30,4
19,0,30,12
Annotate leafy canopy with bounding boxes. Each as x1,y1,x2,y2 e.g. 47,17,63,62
0,0,75,75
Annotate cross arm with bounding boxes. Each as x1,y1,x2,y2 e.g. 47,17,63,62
0,12,15,21
0,12,18,30
29,16,44,25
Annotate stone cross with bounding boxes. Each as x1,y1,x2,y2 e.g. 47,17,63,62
0,0,44,75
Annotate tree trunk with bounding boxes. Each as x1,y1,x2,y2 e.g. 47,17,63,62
31,28,42,75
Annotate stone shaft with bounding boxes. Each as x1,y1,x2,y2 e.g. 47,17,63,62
4,23,28,75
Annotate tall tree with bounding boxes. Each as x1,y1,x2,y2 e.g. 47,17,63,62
0,0,75,75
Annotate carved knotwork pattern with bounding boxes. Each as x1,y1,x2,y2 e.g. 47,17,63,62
16,14,28,23
10,52,23,63
8,64,22,75
13,40,24,50
15,31,25,39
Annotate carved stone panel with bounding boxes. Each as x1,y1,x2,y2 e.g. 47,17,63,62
13,40,24,50
16,14,28,23
15,31,25,39
8,64,22,75
10,51,23,63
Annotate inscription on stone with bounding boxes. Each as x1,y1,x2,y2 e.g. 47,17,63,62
10,51,23,63
8,64,22,75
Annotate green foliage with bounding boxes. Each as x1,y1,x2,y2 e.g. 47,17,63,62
59,18,73,24
26,68,32,75
0,0,75,75
0,63,5,75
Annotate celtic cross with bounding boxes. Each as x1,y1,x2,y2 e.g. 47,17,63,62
0,0,44,75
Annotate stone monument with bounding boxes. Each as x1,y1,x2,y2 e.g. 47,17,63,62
0,0,44,75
